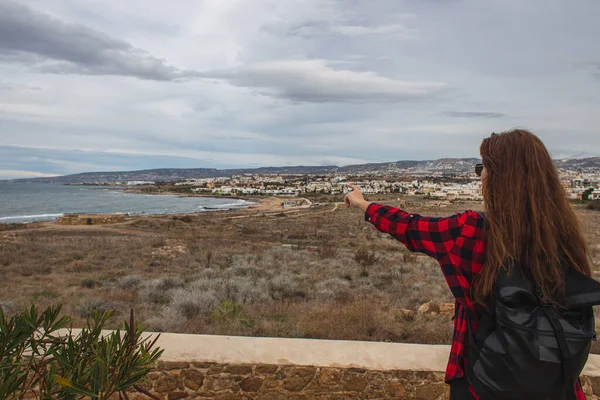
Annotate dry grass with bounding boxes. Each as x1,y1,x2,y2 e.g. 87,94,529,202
1,195,599,350
587,201,600,211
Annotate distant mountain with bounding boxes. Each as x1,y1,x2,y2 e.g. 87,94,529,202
7,157,600,184
555,157,600,172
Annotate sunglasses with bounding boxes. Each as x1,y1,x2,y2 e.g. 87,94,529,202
475,163,484,177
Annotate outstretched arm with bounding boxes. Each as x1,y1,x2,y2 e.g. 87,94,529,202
344,184,372,213
345,185,468,261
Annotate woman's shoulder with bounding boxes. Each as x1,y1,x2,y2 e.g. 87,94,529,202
455,210,486,238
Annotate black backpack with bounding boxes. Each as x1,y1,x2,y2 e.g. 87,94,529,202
466,265,600,400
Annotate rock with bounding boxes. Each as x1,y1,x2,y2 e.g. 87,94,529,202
282,367,317,392
167,391,187,400
240,377,263,392
214,393,245,400
204,376,239,392
416,383,448,400
255,365,279,375
207,365,224,375
147,371,162,380
439,303,455,315
155,374,180,393
254,394,287,400
591,376,600,397
418,301,440,314
183,369,204,390
192,362,218,369
158,361,191,371
343,375,368,392
263,379,280,389
398,309,416,321
223,365,253,375
319,368,343,386
385,381,407,398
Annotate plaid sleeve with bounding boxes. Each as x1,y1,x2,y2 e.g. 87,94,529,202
364,203,469,261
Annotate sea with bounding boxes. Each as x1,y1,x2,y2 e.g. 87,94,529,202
0,182,254,224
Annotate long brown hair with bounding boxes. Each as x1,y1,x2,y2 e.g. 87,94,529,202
475,129,591,304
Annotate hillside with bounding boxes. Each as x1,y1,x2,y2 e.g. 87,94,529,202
8,157,600,184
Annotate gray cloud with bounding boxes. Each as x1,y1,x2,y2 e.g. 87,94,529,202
592,64,600,79
1,0,599,175
0,1,197,81
443,111,506,119
0,81,41,92
204,60,449,103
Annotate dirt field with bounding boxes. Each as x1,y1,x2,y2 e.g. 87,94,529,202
1,194,599,350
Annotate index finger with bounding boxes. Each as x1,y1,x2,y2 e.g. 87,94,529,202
347,184,359,191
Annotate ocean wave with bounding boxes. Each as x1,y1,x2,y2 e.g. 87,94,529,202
204,201,251,209
0,213,64,221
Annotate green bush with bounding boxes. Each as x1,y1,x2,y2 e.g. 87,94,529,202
0,305,162,400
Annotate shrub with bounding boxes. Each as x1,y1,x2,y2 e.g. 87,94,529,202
139,276,185,304
0,302,14,316
354,248,379,267
268,273,300,300
587,201,600,211
316,289,336,301
316,278,351,301
316,278,350,292
370,271,395,289
0,305,162,400
81,279,98,289
211,299,243,321
118,274,142,289
173,215,193,223
205,250,213,268
172,289,219,318
239,224,260,235
77,298,122,318
197,268,218,279
150,237,167,248
188,277,268,304
144,306,186,332
402,252,418,263
316,241,338,259
230,264,259,277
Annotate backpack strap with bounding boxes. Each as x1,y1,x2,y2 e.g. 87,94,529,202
541,306,577,400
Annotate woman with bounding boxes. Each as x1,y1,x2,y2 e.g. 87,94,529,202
344,129,591,399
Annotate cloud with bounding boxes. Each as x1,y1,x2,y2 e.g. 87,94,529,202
0,145,368,177
0,1,198,81
0,170,60,179
590,64,600,79
204,60,449,103
443,111,506,119
1,0,600,175
330,24,415,37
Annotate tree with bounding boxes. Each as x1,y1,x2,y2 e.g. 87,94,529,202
583,188,594,201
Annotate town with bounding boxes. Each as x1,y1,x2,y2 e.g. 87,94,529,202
123,167,600,202
59,157,600,202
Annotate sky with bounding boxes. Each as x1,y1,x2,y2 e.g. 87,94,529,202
1,0,599,179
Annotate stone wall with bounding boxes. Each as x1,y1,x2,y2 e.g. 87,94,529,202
73,331,600,400
56,213,127,225
130,362,600,400
140,362,449,399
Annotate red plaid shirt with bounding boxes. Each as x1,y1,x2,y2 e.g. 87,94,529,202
365,203,586,399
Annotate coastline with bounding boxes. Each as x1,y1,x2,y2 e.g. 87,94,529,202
118,187,298,213
0,194,304,226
